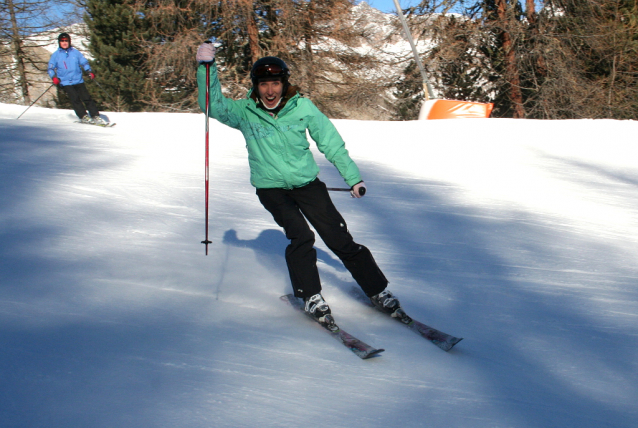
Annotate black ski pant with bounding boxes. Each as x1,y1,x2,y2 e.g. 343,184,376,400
62,83,99,119
256,178,388,299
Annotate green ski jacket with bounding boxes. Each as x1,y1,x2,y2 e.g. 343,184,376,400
197,63,361,189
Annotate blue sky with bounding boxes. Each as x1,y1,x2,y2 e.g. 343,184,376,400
363,0,420,13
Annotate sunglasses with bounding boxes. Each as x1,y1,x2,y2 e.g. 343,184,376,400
253,64,285,78
60,39,70,43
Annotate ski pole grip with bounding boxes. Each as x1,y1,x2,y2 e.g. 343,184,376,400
325,186,366,196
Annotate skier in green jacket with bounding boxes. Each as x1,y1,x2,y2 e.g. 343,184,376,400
196,42,403,327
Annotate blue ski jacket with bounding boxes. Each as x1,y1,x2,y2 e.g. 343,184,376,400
48,47,92,86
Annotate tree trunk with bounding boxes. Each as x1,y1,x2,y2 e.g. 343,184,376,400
303,0,316,96
526,0,536,25
241,0,261,63
496,0,525,118
7,0,31,105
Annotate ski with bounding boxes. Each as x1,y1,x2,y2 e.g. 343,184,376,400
280,294,384,359
74,121,116,127
351,287,462,352
393,310,462,351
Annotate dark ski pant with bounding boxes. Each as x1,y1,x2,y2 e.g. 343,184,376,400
256,178,388,299
62,83,99,119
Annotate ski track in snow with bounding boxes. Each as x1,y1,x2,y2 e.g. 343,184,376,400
1,103,638,427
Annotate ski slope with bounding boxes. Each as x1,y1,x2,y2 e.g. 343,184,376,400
1,103,637,427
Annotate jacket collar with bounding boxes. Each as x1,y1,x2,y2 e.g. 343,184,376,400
249,84,301,116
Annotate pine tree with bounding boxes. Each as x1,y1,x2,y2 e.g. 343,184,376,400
130,0,214,111
427,15,495,104
392,61,423,120
84,0,150,111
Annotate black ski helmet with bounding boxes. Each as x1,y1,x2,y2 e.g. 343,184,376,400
250,57,290,86
58,33,71,47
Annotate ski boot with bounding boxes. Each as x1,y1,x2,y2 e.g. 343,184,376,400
304,293,337,330
93,116,107,126
370,290,412,324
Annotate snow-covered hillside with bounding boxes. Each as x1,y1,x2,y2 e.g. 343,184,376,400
28,23,91,56
2,103,638,427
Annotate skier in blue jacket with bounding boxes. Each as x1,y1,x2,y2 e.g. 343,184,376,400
48,33,106,125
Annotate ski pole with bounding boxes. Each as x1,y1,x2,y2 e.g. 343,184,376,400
201,54,213,255
16,84,54,120
326,187,367,197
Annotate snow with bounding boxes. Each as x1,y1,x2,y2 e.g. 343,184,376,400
2,102,638,427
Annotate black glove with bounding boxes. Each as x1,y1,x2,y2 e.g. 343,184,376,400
351,182,367,198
